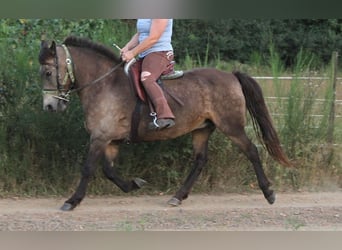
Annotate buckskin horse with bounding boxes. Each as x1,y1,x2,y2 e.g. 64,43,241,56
39,36,291,211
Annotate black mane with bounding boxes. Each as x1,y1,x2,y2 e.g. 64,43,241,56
63,36,121,63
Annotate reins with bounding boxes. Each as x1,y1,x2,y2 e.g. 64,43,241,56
69,60,124,95
51,44,124,101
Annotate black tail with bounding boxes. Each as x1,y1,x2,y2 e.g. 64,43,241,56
233,71,292,167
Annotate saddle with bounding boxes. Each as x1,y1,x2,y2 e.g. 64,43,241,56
124,59,184,142
126,59,184,102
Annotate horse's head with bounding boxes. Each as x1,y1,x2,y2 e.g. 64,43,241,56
39,40,75,112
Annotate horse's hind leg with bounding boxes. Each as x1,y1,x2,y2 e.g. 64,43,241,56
225,126,275,204
102,142,147,192
168,123,215,206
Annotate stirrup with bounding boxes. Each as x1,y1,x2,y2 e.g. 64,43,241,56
148,118,175,130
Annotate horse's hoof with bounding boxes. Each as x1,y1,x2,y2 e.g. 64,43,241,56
167,197,182,206
266,192,276,204
133,178,147,189
60,202,75,211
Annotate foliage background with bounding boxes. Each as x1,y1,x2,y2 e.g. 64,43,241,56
0,19,341,197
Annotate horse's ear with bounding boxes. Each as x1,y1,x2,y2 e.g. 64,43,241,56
40,40,56,54
39,40,56,63
40,40,49,49
49,41,56,55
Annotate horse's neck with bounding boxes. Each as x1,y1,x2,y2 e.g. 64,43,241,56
73,49,120,85
75,64,134,113
71,48,124,96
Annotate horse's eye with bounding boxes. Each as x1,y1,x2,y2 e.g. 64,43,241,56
46,71,52,77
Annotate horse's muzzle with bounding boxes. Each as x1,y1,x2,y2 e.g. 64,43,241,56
43,94,68,112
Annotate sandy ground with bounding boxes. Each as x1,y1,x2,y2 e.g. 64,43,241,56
0,192,341,231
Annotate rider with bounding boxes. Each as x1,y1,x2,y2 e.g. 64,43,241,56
120,19,175,130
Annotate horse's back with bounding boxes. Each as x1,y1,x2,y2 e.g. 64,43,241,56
168,67,242,94
165,67,244,109
160,67,246,131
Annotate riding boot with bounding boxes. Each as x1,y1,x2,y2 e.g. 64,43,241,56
142,80,175,129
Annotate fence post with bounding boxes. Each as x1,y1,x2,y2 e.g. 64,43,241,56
327,51,338,144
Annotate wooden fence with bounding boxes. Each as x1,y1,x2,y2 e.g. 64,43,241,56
251,51,341,146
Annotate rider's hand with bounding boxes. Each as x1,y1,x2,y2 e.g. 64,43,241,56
121,50,135,62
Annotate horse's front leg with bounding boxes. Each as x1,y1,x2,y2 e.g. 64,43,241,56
102,142,147,192
61,139,104,211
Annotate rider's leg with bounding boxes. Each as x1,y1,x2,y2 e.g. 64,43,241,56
140,51,175,129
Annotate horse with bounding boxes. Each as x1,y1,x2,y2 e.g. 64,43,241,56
39,36,291,211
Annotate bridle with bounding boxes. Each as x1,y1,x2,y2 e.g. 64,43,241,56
42,44,76,102
43,43,124,103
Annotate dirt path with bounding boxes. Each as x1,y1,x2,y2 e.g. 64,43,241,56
1,192,341,231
